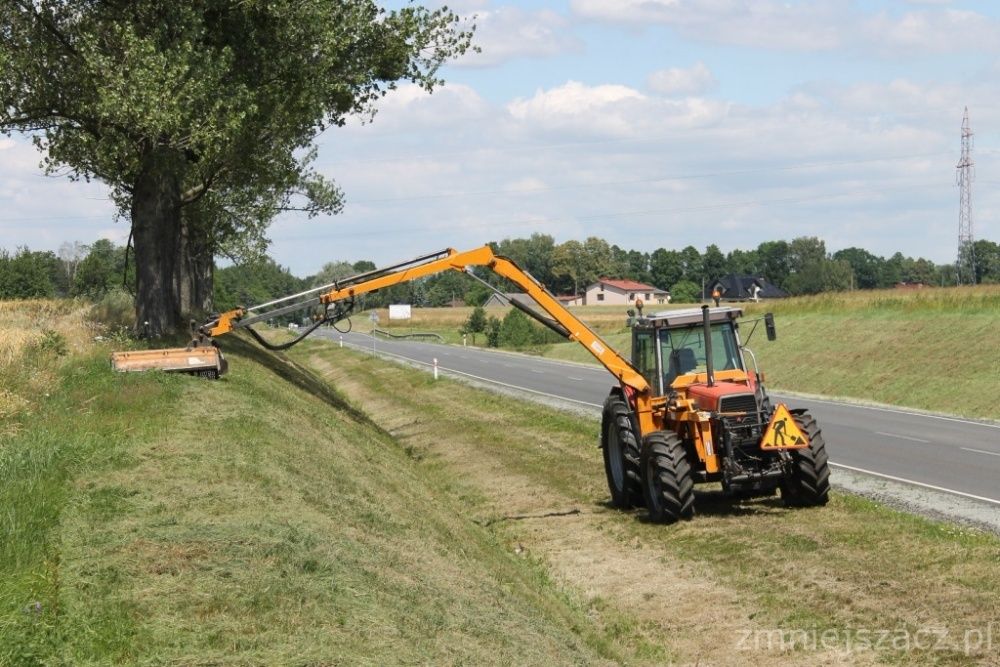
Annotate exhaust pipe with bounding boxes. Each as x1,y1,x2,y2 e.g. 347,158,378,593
702,305,715,387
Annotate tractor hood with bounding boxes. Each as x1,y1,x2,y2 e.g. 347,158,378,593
686,375,758,412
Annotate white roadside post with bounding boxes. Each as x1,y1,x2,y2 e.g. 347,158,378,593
370,312,379,355
463,334,467,347
433,358,439,380
339,335,343,348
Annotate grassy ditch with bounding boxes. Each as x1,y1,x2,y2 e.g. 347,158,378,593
1,306,653,664
297,343,1000,666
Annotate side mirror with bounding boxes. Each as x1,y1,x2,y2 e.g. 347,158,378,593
765,313,776,341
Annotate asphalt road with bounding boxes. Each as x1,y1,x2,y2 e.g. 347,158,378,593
316,329,1000,506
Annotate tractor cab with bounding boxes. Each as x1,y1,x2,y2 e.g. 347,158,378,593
629,307,754,401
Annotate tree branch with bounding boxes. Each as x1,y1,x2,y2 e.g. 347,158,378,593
12,0,80,59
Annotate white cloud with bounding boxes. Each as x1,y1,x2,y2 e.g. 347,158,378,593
290,69,1000,270
0,136,122,251
862,9,1000,55
457,7,583,67
508,81,644,120
506,81,727,137
570,0,846,51
647,62,716,96
343,83,490,134
571,0,1000,56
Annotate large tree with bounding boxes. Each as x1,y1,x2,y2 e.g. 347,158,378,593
1,1,473,333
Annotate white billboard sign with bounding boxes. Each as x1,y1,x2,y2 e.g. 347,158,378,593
388,304,412,320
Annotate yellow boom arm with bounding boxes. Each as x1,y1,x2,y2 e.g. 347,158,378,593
205,245,651,395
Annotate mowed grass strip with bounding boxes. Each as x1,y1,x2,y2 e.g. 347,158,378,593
301,344,1000,666
1,329,637,664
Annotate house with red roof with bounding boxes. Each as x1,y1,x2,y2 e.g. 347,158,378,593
581,278,670,306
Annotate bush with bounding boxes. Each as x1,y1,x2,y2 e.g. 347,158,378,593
485,316,501,347
462,306,487,344
38,329,68,356
88,287,135,332
499,309,540,348
670,280,701,303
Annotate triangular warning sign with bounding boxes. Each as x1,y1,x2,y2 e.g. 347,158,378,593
760,403,809,450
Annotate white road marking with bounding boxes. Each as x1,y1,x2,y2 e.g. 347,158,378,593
347,344,603,409
782,395,1000,430
961,447,1000,458
568,376,584,381
531,369,545,374
355,337,999,431
875,431,931,444
830,462,1000,506
335,338,999,506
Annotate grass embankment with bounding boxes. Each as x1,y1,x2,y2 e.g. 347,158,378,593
742,286,1000,420
297,344,1000,666
1,303,643,664
4,297,998,664
372,286,1000,420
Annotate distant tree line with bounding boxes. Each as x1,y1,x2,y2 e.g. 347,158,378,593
474,234,1000,298
4,235,999,311
0,240,133,300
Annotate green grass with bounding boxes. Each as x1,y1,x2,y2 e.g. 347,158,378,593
5,289,998,664
529,285,1000,420
299,345,1000,666
0,333,647,665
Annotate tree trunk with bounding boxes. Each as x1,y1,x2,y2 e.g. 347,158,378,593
132,148,213,336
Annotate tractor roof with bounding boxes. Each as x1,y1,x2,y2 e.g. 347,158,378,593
637,306,743,329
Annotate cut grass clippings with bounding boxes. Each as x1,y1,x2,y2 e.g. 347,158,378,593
1,328,640,664
298,343,1000,666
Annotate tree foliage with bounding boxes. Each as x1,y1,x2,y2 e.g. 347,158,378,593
649,248,683,291
701,244,726,283
1,0,474,332
213,258,306,313
669,280,701,304
459,304,487,344
5,231,999,306
73,239,128,298
0,248,56,299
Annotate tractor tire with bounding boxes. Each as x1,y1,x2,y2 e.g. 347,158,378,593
640,430,695,523
601,395,643,509
780,411,831,507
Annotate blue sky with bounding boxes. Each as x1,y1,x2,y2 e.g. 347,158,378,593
3,0,1000,276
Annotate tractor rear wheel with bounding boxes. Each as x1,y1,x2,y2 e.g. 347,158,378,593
780,411,830,507
601,395,643,508
640,430,695,523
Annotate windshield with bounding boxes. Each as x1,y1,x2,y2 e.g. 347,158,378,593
660,323,743,386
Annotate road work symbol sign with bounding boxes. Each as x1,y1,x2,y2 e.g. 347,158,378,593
760,404,809,450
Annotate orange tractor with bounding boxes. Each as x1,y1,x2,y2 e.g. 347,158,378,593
113,245,829,522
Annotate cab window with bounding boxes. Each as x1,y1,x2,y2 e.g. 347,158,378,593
660,323,742,386
632,329,658,389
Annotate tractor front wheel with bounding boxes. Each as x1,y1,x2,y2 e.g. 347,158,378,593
640,430,695,523
601,395,643,508
780,411,831,507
